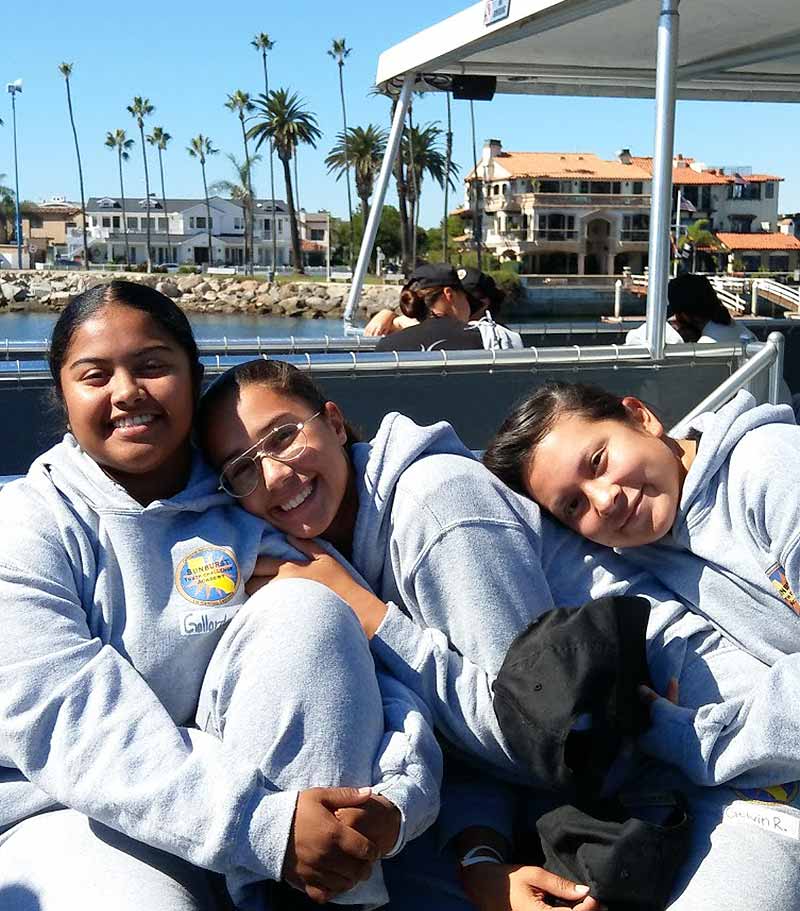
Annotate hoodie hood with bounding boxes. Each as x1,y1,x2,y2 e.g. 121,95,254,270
351,412,475,588
29,433,230,515
677,391,795,531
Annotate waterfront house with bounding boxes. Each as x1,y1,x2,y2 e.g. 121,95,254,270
21,197,84,263
458,141,786,275
70,195,292,268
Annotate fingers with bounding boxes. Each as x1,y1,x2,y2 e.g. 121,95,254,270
523,867,591,901
287,535,326,559
319,785,373,811
666,676,680,704
638,683,659,705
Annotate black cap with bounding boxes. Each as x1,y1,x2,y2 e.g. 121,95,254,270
457,267,506,306
492,595,652,798
406,262,464,290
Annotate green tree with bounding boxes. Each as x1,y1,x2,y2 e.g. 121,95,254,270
247,89,321,274
225,90,256,273
187,135,219,268
424,215,464,264
104,129,135,267
336,205,403,265
328,39,355,267
252,33,279,278
402,122,458,265
58,63,89,268
679,218,720,272
146,126,173,264
210,153,262,270
325,125,388,232
0,176,15,245
126,96,155,272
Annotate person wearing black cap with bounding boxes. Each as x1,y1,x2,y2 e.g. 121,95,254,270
374,263,484,352
456,267,524,350
367,264,523,351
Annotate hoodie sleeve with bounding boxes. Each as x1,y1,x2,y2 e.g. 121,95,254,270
369,669,443,855
727,423,800,621
639,627,800,788
0,508,297,880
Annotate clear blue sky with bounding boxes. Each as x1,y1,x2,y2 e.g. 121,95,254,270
3,1,799,228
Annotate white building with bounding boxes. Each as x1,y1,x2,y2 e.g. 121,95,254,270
70,195,292,268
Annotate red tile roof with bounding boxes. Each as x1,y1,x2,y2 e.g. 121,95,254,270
634,156,781,185
716,232,800,251
468,152,651,182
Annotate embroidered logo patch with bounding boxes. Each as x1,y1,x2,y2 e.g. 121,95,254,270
176,547,240,606
766,562,800,615
734,783,800,805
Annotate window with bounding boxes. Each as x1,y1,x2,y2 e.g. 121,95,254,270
622,214,649,239
264,218,272,236
766,182,775,199
579,181,590,194
29,215,43,229
112,216,120,229
612,182,621,194
278,220,283,235
632,181,643,195
310,229,325,241
729,182,761,201
127,217,137,230
539,180,560,194
102,217,111,228
701,186,711,210
196,216,207,229
234,217,244,231
158,218,167,231
593,181,611,194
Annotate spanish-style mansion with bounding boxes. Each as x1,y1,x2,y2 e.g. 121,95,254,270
456,140,800,274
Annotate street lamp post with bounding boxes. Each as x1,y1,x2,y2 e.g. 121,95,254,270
6,79,23,270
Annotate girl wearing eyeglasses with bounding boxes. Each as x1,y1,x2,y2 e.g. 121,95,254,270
0,281,443,911
198,358,800,911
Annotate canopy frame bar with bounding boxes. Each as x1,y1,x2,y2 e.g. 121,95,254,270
678,30,800,79
344,74,414,327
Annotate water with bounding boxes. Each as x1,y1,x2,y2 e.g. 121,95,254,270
0,312,352,341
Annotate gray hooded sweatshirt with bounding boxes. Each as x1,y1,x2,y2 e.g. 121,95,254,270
0,434,441,882
619,390,800,665
347,413,800,804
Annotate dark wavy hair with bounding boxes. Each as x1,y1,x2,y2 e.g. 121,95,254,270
195,358,360,461
668,273,732,326
483,381,632,494
48,280,203,425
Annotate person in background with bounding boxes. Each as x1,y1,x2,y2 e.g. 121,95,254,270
625,273,755,346
367,265,523,351
374,264,484,353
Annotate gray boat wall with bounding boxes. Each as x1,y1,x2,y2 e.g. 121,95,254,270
4,320,798,478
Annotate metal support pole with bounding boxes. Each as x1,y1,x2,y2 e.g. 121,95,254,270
767,330,785,405
614,279,622,319
751,280,759,316
10,89,23,270
645,0,680,361
343,74,414,328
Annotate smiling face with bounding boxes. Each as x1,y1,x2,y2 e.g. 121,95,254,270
525,400,687,548
203,384,354,543
59,303,196,502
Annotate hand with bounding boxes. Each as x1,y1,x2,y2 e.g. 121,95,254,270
639,677,680,707
335,794,402,857
364,309,399,337
283,787,380,904
461,862,602,911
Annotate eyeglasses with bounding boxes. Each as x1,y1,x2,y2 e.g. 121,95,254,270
219,411,322,498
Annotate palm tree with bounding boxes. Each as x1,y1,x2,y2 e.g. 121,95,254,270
210,153,262,270
247,89,321,274
252,33,279,277
104,130,134,267
325,125,387,229
225,91,256,273
146,126,173,265
187,135,218,268
328,39,356,268
58,63,89,268
0,176,15,245
679,217,720,273
400,122,458,265
127,96,154,272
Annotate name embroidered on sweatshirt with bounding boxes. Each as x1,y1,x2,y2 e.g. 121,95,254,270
765,562,800,615
176,546,240,606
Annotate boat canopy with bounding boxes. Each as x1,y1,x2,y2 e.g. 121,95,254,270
376,0,800,102
344,0,800,366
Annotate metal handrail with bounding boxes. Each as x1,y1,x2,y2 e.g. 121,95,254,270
752,278,800,313
668,332,784,435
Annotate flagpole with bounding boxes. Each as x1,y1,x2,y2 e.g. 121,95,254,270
673,187,682,276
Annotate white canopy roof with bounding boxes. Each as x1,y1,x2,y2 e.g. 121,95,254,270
376,0,800,102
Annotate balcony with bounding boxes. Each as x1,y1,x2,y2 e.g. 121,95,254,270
482,193,521,212
526,192,651,209
619,229,650,242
